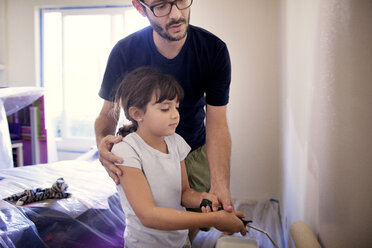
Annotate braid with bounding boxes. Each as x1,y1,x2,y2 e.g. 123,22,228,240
117,123,137,137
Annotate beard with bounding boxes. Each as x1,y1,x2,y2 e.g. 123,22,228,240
148,12,190,42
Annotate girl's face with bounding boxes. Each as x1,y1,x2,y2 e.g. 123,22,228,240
139,93,180,138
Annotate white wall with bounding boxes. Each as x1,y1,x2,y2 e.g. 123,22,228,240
5,0,281,200
5,0,372,247
192,0,281,199
280,0,321,245
281,0,372,247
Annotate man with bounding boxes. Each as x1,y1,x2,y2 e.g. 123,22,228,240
95,0,233,222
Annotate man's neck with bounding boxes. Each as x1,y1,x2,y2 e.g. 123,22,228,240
153,31,187,59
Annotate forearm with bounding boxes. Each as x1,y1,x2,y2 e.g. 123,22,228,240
181,188,203,209
206,119,231,190
142,206,217,230
94,113,118,146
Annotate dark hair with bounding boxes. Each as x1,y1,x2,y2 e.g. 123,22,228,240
114,66,184,137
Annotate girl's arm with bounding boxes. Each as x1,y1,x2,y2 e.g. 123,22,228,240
179,161,220,212
119,166,246,235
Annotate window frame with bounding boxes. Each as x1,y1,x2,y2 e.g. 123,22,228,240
39,5,142,152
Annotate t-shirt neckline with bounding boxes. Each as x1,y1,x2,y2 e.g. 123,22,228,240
133,132,172,159
147,25,191,64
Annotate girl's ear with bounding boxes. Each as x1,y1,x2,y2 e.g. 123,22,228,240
132,0,147,17
128,106,144,122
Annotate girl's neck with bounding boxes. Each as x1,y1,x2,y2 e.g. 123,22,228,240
136,129,168,154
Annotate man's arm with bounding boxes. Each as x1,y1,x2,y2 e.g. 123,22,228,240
205,104,233,211
180,161,219,212
95,100,123,184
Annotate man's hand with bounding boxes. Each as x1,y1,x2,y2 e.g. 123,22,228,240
200,192,219,212
209,186,234,212
98,135,124,185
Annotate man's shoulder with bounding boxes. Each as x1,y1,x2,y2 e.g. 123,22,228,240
189,25,225,44
188,25,227,55
115,26,152,49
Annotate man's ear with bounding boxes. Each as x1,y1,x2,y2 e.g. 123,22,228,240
132,0,147,17
128,106,144,122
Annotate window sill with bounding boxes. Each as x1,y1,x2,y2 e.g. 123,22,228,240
55,138,96,153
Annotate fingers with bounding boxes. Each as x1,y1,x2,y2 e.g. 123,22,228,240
210,187,235,212
235,212,247,236
201,205,212,213
234,210,246,219
99,135,123,164
98,135,124,185
104,166,120,185
222,204,234,213
208,194,219,212
220,196,234,212
101,134,122,148
101,150,123,165
99,151,123,175
201,192,219,212
240,224,247,236
101,156,123,184
211,198,220,212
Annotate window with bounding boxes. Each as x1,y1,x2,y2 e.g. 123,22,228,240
40,6,149,152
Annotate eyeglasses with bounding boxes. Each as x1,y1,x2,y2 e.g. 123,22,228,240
139,0,193,17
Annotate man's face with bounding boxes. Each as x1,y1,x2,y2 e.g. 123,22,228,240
143,0,191,42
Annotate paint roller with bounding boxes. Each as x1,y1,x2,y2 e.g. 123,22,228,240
290,221,321,248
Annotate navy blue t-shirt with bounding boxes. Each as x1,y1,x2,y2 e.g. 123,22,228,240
99,25,231,151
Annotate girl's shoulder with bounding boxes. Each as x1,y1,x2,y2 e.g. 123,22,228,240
165,134,191,160
111,134,144,169
112,133,142,158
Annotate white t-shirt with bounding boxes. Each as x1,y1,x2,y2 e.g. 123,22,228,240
112,132,191,248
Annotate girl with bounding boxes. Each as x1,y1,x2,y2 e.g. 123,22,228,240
112,66,246,248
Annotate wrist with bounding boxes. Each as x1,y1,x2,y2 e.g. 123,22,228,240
210,184,229,194
210,174,229,189
211,211,222,227
199,192,208,202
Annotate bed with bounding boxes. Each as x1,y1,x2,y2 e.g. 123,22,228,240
0,152,284,248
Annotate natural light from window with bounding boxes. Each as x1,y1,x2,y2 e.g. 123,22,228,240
42,6,149,151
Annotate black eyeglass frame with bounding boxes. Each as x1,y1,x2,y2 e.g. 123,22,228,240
139,0,193,17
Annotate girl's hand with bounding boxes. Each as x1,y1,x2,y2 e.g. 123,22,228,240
200,192,219,212
214,210,247,236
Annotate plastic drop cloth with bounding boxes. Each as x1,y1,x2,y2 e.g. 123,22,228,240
0,159,126,248
0,100,12,169
0,154,284,248
0,87,45,170
0,87,44,116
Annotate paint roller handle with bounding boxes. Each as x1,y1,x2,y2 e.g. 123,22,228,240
200,199,252,226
